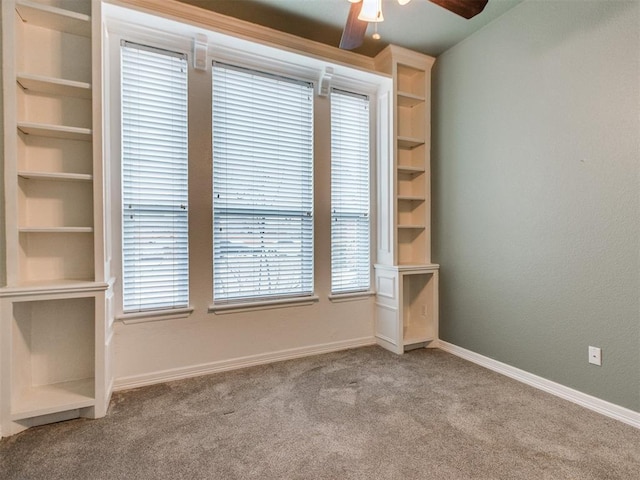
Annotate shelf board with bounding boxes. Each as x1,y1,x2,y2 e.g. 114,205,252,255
398,224,426,230
397,195,425,202
403,335,434,346
398,136,425,149
0,280,107,298
11,378,95,420
18,171,93,182
19,226,94,233
15,1,91,37
397,91,425,107
397,165,425,174
17,73,91,99
17,122,92,141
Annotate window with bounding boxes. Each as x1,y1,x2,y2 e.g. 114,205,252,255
212,63,314,303
330,89,371,294
121,42,189,312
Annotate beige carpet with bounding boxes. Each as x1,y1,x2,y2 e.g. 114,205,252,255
1,346,639,479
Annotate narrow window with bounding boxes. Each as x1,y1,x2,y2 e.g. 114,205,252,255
212,63,314,303
121,42,189,312
331,89,371,294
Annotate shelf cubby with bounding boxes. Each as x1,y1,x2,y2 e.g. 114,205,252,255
18,231,95,284
397,64,426,98
18,133,93,175
18,176,93,228
15,0,91,37
10,297,96,419
402,272,436,346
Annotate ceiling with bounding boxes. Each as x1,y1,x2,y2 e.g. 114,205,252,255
176,0,524,57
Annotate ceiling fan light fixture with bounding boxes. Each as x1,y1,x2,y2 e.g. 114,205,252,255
358,0,384,22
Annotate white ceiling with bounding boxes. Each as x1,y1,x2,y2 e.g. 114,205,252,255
178,0,524,56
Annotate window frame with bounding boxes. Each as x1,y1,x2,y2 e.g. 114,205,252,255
104,8,389,320
120,40,190,314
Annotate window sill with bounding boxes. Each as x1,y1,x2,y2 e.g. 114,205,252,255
328,290,376,303
117,306,194,325
209,295,319,314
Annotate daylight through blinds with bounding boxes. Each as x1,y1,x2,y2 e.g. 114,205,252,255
212,62,314,302
121,42,189,312
331,89,371,294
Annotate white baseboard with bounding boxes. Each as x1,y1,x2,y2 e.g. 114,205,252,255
114,336,376,391
438,341,640,430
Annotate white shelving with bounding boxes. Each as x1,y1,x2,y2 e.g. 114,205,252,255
1,0,111,438
374,45,439,354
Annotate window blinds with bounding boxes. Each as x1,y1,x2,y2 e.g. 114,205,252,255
121,42,189,312
331,89,371,294
212,62,314,303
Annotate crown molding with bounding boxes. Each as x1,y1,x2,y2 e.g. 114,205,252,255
107,0,377,72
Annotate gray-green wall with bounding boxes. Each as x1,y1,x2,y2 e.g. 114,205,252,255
432,0,639,411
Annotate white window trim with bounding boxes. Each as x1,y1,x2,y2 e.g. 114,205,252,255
104,4,391,318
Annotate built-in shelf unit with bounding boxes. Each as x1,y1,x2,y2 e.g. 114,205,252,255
1,0,112,438
374,45,439,354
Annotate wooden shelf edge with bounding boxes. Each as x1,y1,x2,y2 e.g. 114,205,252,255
18,171,93,182
397,165,425,173
10,378,95,420
19,227,94,233
397,224,426,229
397,91,425,107
397,136,425,149
397,195,425,201
0,281,109,298
16,1,91,37
17,122,92,141
403,336,434,346
17,73,92,99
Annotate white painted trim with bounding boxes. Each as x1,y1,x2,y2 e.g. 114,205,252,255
438,341,640,430
113,336,376,391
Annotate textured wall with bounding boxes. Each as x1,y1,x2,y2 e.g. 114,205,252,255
432,0,639,411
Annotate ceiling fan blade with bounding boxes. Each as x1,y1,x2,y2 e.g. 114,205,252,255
339,1,368,50
428,0,489,19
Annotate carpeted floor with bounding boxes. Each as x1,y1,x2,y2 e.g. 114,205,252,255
1,346,639,479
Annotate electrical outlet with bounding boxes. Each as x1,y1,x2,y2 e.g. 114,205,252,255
588,346,602,366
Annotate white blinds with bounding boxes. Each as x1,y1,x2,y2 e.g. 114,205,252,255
121,42,189,312
212,62,314,303
331,89,371,294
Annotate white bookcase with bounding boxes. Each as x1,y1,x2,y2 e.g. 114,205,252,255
1,0,113,437
374,45,439,354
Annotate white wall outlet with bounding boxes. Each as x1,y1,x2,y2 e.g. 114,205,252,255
588,346,602,366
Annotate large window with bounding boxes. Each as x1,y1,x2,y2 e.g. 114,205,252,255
212,63,314,303
121,42,189,312
330,89,371,294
